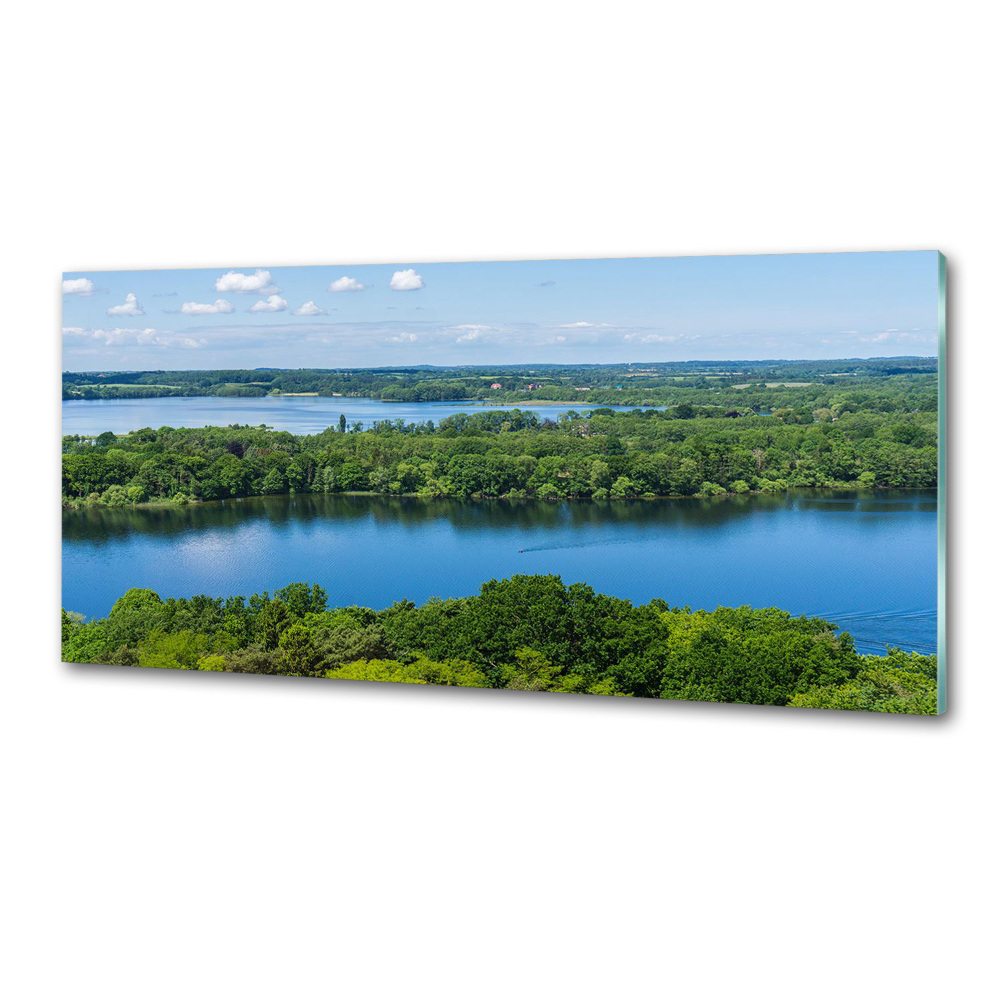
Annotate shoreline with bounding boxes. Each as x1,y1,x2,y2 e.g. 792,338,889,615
62,483,934,512
65,394,667,409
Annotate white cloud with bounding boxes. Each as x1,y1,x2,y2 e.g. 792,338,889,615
215,269,279,294
387,332,418,343
855,329,934,344
453,324,490,343
293,300,326,316
62,326,205,349
329,276,365,292
107,292,144,317
98,327,157,346
62,277,95,296
389,268,424,291
845,328,935,345
181,299,235,315
248,294,289,313
623,332,681,344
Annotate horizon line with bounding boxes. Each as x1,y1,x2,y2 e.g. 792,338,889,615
61,354,938,374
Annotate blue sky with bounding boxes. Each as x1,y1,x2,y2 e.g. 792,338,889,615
61,251,941,370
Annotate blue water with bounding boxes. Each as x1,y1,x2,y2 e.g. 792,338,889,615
62,490,938,656
62,395,648,436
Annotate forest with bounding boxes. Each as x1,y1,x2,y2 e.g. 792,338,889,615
63,398,937,506
62,358,938,409
61,575,937,713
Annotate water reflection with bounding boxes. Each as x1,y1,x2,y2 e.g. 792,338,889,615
62,489,936,543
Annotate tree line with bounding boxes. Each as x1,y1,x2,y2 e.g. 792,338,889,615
62,361,938,411
61,574,938,713
63,402,937,507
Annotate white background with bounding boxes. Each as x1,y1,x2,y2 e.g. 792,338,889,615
2,2,996,997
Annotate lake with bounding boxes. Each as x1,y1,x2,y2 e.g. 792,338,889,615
62,490,938,656
62,395,648,436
